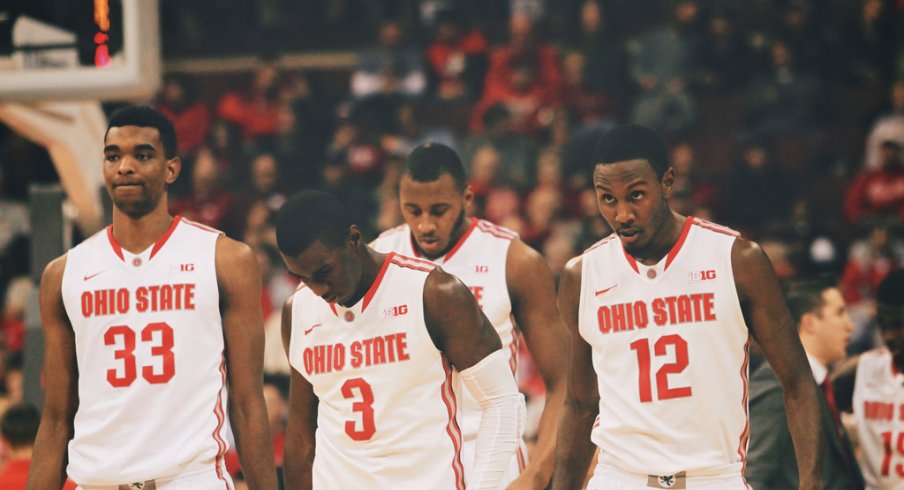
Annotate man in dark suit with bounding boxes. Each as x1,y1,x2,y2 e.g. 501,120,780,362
747,278,864,489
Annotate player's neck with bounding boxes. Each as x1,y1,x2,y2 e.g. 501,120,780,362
633,212,685,266
111,207,175,255
344,247,387,307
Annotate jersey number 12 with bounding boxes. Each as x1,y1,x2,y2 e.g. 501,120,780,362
630,334,692,403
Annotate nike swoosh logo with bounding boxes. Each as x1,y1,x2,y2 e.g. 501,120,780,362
304,323,322,336
83,271,105,281
595,285,617,296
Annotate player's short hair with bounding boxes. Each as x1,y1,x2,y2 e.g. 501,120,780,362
783,276,836,328
106,105,178,159
591,124,670,178
403,143,467,191
0,403,40,449
877,268,904,307
275,190,353,257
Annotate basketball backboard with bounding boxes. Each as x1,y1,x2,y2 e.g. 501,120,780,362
0,0,160,102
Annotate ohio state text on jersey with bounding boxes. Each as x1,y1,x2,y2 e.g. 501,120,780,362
287,252,466,489
578,217,750,476
61,217,232,486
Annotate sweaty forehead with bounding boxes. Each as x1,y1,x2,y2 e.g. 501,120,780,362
593,159,657,185
105,125,164,150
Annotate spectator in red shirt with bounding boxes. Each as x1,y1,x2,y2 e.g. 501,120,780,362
170,148,237,235
424,10,489,101
217,57,282,142
845,140,904,222
154,75,211,156
471,12,563,135
2,404,76,489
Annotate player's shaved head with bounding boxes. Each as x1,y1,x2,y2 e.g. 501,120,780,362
276,190,353,257
403,143,467,191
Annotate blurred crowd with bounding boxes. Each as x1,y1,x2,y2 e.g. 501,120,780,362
2,0,904,483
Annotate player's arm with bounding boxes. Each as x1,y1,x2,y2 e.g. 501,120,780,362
551,256,599,490
281,297,318,490
504,239,568,489
216,237,278,490
733,238,825,490
424,268,525,490
27,256,78,490
830,356,859,414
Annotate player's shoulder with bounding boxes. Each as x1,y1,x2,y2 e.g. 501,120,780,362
179,216,224,237
474,219,518,242
688,216,741,238
582,233,618,256
375,223,410,241
387,252,437,274
41,252,70,287
213,235,258,282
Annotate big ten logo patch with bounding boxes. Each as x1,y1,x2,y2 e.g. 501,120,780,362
688,269,716,282
474,265,489,273
170,263,195,272
383,304,408,319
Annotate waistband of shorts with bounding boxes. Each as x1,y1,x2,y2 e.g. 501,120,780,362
75,465,226,490
594,460,745,483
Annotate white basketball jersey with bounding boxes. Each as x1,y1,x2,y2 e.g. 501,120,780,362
578,217,750,476
372,219,519,435
61,217,232,487
287,253,465,489
853,348,904,489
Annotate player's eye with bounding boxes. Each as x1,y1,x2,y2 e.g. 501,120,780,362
601,194,616,204
631,191,645,200
136,153,153,161
105,154,120,162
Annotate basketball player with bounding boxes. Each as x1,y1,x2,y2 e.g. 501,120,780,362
276,190,525,489
371,142,567,489
832,268,904,489
28,106,277,489
552,125,825,490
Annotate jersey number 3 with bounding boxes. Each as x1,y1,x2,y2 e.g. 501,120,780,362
104,322,175,387
630,334,692,403
342,378,376,441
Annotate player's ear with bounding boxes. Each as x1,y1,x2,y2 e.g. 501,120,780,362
799,311,816,335
347,224,362,248
165,156,181,185
463,184,474,212
661,167,675,199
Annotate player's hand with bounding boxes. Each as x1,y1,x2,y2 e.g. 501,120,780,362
506,471,546,490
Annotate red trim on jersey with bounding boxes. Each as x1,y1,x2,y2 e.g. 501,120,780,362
508,333,519,375
441,356,466,490
182,216,223,234
361,253,393,312
663,216,693,271
212,356,231,489
584,234,616,254
148,216,183,260
328,303,338,317
516,444,527,472
476,219,517,241
692,217,740,237
442,218,479,262
621,246,639,274
106,226,125,261
390,255,436,273
736,336,751,478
